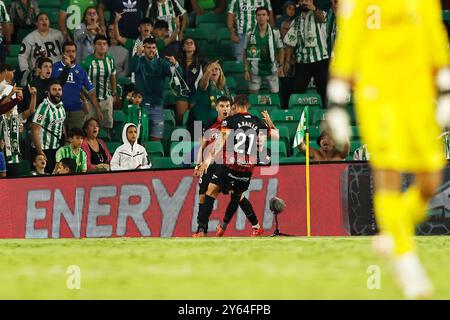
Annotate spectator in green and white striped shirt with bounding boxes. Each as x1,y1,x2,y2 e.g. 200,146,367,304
283,0,329,107
55,126,87,172
146,0,187,39
82,35,117,138
227,0,275,62
30,80,66,174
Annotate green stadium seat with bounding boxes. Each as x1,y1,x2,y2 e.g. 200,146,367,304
19,160,31,176
150,156,183,169
351,125,360,141
37,0,60,7
41,7,59,25
163,91,176,106
347,140,363,160
222,61,245,74
99,128,109,140
280,156,306,164
271,109,302,140
5,56,19,72
265,140,288,158
105,141,122,154
288,93,323,110
443,10,450,22
185,28,211,41
249,109,262,118
7,44,21,57
196,11,227,27
164,109,176,127
249,93,281,113
145,141,164,157
113,110,125,122
16,28,33,44
310,108,327,126
117,77,131,86
277,126,291,154
199,42,234,61
226,76,237,92
308,125,322,140
217,28,231,45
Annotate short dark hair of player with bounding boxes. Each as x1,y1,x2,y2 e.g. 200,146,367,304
94,34,108,45
68,127,84,138
256,6,270,15
36,12,49,23
143,36,157,46
154,20,169,30
216,96,231,104
234,94,250,109
62,41,77,52
4,64,14,71
139,18,154,26
59,157,77,173
37,57,53,69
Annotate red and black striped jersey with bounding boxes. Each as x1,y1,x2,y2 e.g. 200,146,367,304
221,112,270,173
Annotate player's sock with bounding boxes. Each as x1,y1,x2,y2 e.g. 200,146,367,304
374,191,415,256
197,195,215,232
223,194,241,227
240,197,259,226
402,186,429,225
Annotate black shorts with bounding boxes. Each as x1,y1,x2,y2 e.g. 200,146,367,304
210,165,252,195
198,163,218,194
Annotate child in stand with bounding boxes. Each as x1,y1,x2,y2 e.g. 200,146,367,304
110,123,151,171
31,153,48,175
124,90,149,146
55,127,88,173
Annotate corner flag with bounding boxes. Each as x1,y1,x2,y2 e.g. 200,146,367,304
292,106,309,148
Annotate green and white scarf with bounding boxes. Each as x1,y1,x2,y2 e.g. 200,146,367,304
246,24,277,73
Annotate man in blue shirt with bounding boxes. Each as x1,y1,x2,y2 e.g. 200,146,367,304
52,41,103,131
130,37,182,141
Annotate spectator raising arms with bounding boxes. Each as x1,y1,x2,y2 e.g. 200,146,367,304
74,7,106,64
175,37,207,125
297,129,349,161
146,0,187,39
110,123,150,171
59,0,97,41
107,23,129,78
81,117,112,172
188,61,230,135
130,37,182,141
18,13,65,86
283,0,329,107
98,0,145,39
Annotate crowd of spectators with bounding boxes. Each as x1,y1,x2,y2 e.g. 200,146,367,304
0,0,446,177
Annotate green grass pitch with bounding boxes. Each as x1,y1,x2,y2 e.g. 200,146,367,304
1,236,450,299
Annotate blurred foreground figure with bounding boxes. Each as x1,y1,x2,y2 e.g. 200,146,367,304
327,0,450,299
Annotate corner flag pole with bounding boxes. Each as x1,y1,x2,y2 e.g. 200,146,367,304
305,127,311,237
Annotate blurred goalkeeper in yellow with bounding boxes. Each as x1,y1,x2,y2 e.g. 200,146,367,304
327,0,450,299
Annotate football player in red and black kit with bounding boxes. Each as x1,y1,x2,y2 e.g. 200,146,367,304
193,96,231,236
196,94,278,237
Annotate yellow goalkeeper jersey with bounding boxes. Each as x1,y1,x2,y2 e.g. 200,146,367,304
330,0,449,172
